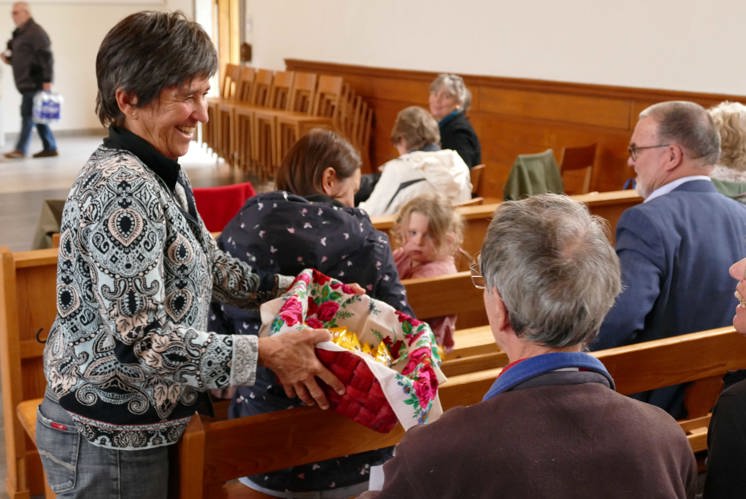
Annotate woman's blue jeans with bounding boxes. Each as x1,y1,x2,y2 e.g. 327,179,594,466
36,397,169,498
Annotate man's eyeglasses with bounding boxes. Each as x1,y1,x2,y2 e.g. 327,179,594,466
469,254,485,289
627,143,670,161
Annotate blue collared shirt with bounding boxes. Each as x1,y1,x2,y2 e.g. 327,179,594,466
644,176,711,203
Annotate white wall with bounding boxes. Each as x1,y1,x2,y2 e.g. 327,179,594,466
0,0,193,135
245,0,746,95
2,0,745,135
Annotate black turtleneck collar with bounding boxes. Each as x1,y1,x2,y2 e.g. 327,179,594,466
103,126,181,192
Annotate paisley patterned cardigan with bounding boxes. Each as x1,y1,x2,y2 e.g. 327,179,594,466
43,141,287,450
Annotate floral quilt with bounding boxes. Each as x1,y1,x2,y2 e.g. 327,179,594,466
259,268,446,432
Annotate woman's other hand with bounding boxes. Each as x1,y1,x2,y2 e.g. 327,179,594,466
257,329,345,409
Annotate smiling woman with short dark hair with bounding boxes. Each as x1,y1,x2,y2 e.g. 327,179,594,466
35,11,347,498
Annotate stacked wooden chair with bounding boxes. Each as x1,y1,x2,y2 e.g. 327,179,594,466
230,68,274,172
201,64,374,181
203,63,241,159
250,70,295,177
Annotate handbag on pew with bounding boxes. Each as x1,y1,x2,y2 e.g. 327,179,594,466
259,268,446,433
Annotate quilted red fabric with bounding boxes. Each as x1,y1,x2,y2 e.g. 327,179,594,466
316,348,398,433
261,269,444,432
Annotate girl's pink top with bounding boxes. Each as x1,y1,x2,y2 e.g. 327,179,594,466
394,248,458,350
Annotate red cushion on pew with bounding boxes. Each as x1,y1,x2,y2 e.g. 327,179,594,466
193,181,256,232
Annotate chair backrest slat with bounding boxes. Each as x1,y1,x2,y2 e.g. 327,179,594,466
252,69,274,106
269,70,295,110
288,72,318,114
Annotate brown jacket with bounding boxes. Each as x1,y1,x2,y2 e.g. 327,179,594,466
361,371,696,498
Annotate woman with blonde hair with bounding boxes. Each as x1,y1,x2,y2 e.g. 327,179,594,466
709,101,746,203
391,192,464,350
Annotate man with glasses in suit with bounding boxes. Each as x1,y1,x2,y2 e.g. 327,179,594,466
592,101,746,419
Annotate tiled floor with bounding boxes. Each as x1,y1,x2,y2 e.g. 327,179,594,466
0,132,264,498
0,132,265,252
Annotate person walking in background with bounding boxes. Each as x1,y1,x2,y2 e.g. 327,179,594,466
1,1,58,159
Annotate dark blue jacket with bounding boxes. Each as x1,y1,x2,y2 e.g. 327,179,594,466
593,180,746,416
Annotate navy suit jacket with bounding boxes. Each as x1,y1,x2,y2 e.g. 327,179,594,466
593,180,746,416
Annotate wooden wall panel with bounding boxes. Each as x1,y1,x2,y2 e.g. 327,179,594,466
476,87,631,129
285,59,746,195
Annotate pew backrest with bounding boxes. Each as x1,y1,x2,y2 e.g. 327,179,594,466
372,189,643,257
439,325,746,450
177,326,745,497
0,246,58,498
403,271,486,329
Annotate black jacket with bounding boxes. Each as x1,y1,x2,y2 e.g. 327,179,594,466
439,110,482,167
8,18,53,92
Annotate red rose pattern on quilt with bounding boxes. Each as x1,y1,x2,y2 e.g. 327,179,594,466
260,268,446,432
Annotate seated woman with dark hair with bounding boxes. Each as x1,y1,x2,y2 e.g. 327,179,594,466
358,106,472,217
429,73,482,168
209,129,412,498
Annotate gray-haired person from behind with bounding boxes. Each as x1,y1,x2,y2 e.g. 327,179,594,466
361,194,697,499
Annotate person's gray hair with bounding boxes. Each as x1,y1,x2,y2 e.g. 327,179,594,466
95,10,218,127
429,73,470,112
480,194,621,348
640,101,721,167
